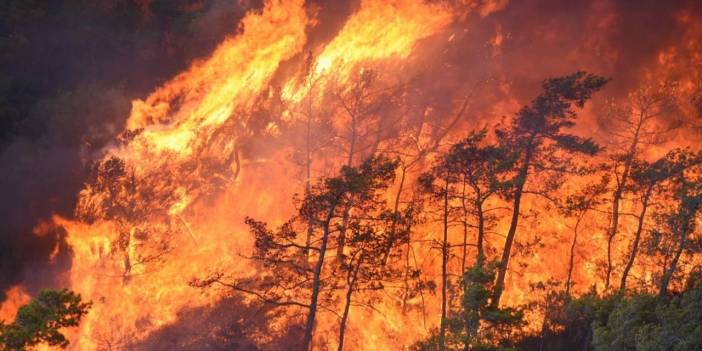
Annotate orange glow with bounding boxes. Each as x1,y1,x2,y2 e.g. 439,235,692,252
0,286,31,323
6,0,702,350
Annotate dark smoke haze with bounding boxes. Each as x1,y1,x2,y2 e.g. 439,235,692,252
1,0,700,305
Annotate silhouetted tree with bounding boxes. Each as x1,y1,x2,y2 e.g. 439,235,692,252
603,80,678,290
332,69,403,259
619,155,680,292
411,261,523,351
642,149,702,297
77,156,176,282
444,129,514,270
385,89,476,311
419,161,456,351
0,289,91,350
492,72,608,307
193,157,398,351
333,206,411,351
560,178,608,297
419,128,515,350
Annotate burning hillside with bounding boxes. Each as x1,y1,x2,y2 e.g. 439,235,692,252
1,0,702,350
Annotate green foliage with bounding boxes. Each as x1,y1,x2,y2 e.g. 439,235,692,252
412,262,524,351
461,262,524,350
592,279,702,351
564,291,619,334
0,289,91,350
635,149,702,296
592,294,659,351
521,279,702,350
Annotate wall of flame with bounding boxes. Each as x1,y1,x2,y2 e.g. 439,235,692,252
2,0,702,349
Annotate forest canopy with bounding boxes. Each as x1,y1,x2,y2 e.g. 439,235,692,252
1,0,702,350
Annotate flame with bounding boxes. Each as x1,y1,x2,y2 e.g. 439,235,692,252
7,0,702,349
0,286,31,323
59,0,311,348
54,0,455,348
313,0,450,78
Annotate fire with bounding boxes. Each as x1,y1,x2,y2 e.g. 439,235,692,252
59,0,312,348
3,0,702,350
0,286,31,323
312,0,450,78
47,0,455,348
125,0,308,155
282,0,450,103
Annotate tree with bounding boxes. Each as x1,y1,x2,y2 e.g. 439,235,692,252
282,52,337,263
618,155,678,292
602,80,678,291
333,206,411,351
444,129,514,270
193,157,398,351
442,130,516,350
331,69,402,258
419,160,458,351
0,289,91,350
461,262,524,351
492,71,608,307
77,156,175,283
592,277,702,351
560,178,608,297
419,129,514,351
644,149,702,297
411,262,524,351
384,89,476,311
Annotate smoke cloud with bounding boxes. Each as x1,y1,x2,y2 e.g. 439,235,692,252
1,0,701,333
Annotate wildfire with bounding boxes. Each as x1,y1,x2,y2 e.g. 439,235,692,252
2,0,702,350
0,286,30,323
53,0,453,349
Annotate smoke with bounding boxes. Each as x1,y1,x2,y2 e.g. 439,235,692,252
391,0,702,146
1,1,701,341
478,0,700,93
0,0,260,300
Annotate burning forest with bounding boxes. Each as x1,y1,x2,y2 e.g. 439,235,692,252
2,0,702,350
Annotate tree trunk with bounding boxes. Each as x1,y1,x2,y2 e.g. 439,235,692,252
336,95,359,259
304,113,313,263
384,165,407,264
463,186,484,351
337,209,351,259
461,179,469,275
605,184,623,291
493,143,533,308
402,220,413,312
338,256,362,351
619,188,652,293
474,187,485,265
538,310,550,351
659,184,700,298
303,198,340,350
565,216,583,297
439,179,449,351
659,232,687,298
605,118,641,290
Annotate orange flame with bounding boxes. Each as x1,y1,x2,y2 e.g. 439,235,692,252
13,0,702,349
